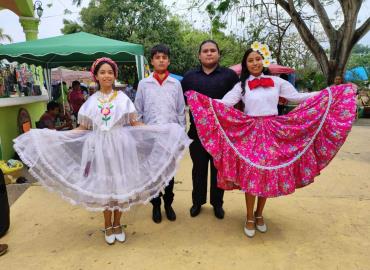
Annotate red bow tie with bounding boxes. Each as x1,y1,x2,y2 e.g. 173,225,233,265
248,78,274,90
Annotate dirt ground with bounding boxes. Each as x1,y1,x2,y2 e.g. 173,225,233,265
1,122,370,270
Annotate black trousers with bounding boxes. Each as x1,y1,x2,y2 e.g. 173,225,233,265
189,138,224,207
151,178,174,207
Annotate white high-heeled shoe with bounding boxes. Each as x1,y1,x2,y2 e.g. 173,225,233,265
254,214,267,233
113,225,126,243
244,219,256,238
102,226,115,245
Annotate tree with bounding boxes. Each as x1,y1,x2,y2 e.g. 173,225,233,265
182,26,248,68
80,0,168,42
0,28,12,44
276,0,369,84
61,19,83,34
347,44,370,70
192,0,370,84
72,0,82,6
62,0,247,75
351,44,370,54
67,0,191,74
193,2,308,66
262,2,292,65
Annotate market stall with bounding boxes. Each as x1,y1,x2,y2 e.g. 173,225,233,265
0,32,146,159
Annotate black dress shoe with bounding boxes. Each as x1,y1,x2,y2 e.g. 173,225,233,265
152,205,162,223
164,205,176,221
213,206,225,219
190,205,201,217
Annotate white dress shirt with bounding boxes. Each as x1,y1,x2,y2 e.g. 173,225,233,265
135,74,186,127
220,74,320,116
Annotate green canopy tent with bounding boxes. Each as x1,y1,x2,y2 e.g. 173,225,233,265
0,32,146,99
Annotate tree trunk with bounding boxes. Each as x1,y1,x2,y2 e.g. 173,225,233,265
276,0,369,86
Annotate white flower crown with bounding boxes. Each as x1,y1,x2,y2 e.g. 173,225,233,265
251,41,272,68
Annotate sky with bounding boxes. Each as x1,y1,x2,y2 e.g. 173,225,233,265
0,0,369,46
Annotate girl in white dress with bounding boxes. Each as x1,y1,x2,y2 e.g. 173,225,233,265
14,58,191,244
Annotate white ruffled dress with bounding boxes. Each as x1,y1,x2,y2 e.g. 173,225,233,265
14,91,191,211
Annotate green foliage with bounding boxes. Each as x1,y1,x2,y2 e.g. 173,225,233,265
206,3,216,16
80,0,167,42
347,54,370,69
72,0,82,6
181,28,248,70
145,17,196,75
64,9,73,15
351,44,370,54
347,44,370,70
217,0,231,13
216,33,248,67
195,0,369,85
0,28,12,44
62,0,247,77
295,69,327,91
61,19,83,34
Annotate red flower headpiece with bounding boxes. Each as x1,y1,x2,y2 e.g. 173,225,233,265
90,57,118,82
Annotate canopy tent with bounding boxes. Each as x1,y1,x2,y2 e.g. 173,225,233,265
229,63,295,76
0,32,146,97
169,73,183,81
344,66,369,82
51,68,92,86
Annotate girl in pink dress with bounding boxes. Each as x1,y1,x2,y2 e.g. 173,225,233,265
185,47,356,238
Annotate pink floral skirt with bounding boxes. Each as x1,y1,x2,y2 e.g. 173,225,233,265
185,84,356,197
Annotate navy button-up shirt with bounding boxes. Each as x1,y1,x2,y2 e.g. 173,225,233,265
181,66,239,139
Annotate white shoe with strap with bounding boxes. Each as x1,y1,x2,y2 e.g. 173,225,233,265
113,225,126,243
243,219,256,238
101,226,115,245
254,213,267,233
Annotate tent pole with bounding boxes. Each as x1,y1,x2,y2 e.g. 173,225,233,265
43,66,52,100
135,55,145,81
59,68,66,115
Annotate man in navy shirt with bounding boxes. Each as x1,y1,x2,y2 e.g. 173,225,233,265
182,40,239,219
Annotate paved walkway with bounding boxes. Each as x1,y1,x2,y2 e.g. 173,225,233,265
1,125,370,270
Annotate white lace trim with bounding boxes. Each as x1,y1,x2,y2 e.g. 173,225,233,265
14,135,191,212
209,87,332,170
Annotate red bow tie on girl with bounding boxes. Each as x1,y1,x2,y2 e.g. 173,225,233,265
248,77,274,90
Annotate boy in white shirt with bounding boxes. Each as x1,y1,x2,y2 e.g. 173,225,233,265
135,44,186,223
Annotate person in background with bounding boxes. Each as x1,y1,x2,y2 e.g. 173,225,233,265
80,83,89,97
37,101,72,130
68,80,86,119
55,81,69,105
123,81,136,102
333,75,343,86
88,82,96,96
